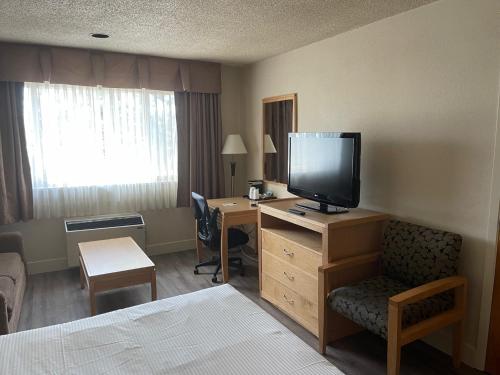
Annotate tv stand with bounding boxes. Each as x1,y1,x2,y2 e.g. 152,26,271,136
257,198,388,340
296,201,348,214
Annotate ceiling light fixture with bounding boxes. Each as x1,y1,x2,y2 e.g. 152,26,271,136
91,33,110,39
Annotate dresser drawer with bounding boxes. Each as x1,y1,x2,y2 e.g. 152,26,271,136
262,250,318,304
261,273,318,336
261,229,321,276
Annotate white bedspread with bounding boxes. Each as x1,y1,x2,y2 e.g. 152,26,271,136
0,284,343,374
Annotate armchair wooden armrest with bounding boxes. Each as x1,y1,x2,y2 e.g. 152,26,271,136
389,276,467,307
387,276,467,375
318,251,382,274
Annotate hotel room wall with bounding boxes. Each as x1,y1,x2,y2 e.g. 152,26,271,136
0,65,244,273
221,65,247,197
240,0,499,369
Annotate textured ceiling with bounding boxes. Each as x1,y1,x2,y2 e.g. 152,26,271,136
0,0,436,64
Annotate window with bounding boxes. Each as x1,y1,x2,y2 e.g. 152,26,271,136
24,82,178,219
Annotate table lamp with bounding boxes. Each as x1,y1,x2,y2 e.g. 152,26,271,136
222,134,247,197
264,134,277,154
263,134,277,182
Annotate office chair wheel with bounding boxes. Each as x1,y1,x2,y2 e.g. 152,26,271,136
211,276,218,283
194,269,199,275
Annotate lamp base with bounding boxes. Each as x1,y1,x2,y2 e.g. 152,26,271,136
230,161,236,197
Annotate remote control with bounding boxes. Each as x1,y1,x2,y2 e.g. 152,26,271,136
288,208,305,216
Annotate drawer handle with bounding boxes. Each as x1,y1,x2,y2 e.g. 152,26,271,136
283,271,295,281
283,249,294,257
283,294,294,305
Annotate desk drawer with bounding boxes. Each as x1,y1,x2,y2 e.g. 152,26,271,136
262,250,318,304
261,273,318,336
261,229,321,276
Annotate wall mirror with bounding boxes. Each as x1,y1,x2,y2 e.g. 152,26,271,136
262,93,297,184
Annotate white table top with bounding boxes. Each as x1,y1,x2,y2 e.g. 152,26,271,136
78,236,154,277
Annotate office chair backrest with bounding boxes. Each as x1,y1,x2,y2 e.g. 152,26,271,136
191,192,219,247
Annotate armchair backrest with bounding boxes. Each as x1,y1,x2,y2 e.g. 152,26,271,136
382,220,462,287
191,192,219,247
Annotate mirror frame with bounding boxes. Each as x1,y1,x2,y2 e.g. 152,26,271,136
262,93,298,185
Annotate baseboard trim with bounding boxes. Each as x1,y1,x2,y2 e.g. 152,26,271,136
423,330,477,369
146,239,196,256
26,239,195,275
27,257,68,275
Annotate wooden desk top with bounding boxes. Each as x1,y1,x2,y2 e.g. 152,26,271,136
207,197,259,215
259,198,389,232
79,237,154,278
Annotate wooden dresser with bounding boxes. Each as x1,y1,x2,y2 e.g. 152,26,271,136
258,198,388,338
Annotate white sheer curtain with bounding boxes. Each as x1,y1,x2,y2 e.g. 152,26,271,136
23,82,178,219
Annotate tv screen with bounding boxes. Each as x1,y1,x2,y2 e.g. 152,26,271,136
288,132,360,212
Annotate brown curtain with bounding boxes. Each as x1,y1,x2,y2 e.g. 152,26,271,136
175,92,225,207
0,42,221,94
0,82,33,224
264,100,293,183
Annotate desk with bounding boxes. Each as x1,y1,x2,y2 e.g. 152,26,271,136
196,197,258,283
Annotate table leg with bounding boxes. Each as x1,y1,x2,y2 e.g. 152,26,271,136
79,256,84,289
151,269,157,301
89,280,96,316
221,215,229,283
254,223,258,255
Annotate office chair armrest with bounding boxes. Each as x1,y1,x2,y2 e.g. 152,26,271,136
389,276,467,307
318,251,382,275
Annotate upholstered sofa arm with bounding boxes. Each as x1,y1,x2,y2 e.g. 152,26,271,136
318,251,382,274
0,292,9,335
0,232,26,264
389,276,467,307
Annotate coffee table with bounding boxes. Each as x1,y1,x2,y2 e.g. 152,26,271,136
78,236,156,316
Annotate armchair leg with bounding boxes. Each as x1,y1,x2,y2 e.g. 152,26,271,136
452,277,466,369
387,338,401,375
319,329,327,354
387,303,402,375
452,320,463,368
318,268,327,354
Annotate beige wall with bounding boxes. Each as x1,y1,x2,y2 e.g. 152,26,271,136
240,0,499,369
221,65,247,197
0,65,244,273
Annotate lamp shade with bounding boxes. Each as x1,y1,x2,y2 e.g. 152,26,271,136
264,134,277,154
222,134,248,155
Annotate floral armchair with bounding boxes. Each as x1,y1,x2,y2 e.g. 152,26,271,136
319,220,467,375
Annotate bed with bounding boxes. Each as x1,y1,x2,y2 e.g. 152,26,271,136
0,284,343,374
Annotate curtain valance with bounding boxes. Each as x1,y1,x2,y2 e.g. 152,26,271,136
0,42,221,93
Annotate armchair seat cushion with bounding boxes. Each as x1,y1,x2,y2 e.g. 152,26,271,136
327,275,453,339
0,253,24,283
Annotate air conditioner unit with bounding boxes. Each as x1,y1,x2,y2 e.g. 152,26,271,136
65,213,146,267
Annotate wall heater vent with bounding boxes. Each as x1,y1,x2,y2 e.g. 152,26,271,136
65,213,146,267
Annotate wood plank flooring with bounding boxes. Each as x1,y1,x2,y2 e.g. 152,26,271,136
18,250,481,375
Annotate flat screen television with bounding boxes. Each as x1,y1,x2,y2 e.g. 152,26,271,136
287,132,361,214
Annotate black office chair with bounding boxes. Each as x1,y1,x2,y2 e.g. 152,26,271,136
192,192,248,283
